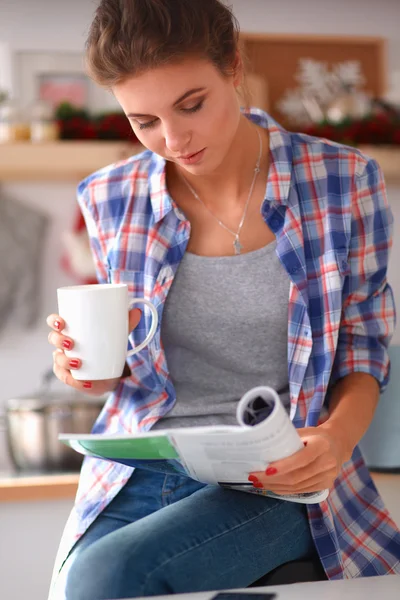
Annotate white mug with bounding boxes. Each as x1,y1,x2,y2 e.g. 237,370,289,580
57,284,158,381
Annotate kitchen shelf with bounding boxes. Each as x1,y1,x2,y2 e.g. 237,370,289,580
0,141,144,182
0,141,398,184
358,146,400,184
0,471,80,502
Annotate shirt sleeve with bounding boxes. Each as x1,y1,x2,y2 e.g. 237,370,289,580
76,176,109,285
331,158,396,391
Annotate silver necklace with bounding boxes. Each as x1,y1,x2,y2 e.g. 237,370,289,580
181,128,262,255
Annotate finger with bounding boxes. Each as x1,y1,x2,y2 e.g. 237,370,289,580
48,330,74,351
253,467,336,494
251,453,329,486
46,314,65,331
256,437,327,478
53,360,98,394
53,361,84,390
53,349,81,371
74,378,116,396
260,478,331,495
128,308,142,331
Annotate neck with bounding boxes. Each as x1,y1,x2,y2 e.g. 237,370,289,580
176,115,266,209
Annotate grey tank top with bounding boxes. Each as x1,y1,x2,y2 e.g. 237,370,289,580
152,240,290,430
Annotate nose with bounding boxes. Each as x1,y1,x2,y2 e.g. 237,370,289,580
162,121,191,155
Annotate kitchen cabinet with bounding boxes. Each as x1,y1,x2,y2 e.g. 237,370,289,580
0,141,398,183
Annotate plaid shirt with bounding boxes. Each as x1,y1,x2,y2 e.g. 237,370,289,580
52,109,400,585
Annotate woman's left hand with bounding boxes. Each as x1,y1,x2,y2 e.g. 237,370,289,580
248,426,350,495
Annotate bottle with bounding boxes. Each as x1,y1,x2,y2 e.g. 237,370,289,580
0,99,30,142
29,100,59,142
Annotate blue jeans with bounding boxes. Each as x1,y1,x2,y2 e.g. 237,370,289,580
59,469,316,599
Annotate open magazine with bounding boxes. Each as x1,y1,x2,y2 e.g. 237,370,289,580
59,386,329,505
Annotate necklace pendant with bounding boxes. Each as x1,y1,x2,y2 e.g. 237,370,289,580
233,236,243,255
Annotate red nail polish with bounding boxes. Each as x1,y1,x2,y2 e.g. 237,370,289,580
62,340,72,350
304,441,308,447
54,320,61,330
248,475,259,483
265,467,278,476
69,360,80,369
253,482,264,488
83,381,92,389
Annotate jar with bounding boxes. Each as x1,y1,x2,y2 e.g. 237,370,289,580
0,99,30,142
326,84,371,124
29,100,60,142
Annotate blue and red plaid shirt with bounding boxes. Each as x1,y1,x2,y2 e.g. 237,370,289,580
52,109,400,583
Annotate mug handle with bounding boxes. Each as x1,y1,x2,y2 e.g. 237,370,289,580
126,299,158,357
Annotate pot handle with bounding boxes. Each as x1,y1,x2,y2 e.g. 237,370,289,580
37,367,58,394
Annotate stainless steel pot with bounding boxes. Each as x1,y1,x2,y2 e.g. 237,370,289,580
4,369,104,472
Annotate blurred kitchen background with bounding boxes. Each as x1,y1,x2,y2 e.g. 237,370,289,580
0,1,400,599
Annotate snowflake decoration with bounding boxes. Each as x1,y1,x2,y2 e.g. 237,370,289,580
276,88,312,126
332,61,365,89
277,58,367,126
295,59,340,105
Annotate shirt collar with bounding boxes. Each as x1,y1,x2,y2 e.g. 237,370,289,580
148,108,293,223
248,108,293,207
148,152,173,223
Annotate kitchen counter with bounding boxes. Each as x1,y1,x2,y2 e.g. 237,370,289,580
0,470,398,512
126,576,400,600
0,471,79,502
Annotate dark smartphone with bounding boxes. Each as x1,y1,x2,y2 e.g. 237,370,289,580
211,593,277,600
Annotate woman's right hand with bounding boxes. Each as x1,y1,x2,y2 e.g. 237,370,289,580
46,309,142,396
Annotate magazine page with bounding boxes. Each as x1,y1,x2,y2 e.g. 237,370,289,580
168,387,329,504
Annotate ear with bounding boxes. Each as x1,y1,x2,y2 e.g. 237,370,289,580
232,51,244,88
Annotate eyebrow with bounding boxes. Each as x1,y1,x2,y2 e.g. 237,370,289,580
127,87,206,118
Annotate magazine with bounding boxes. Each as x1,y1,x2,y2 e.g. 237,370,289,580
59,386,329,505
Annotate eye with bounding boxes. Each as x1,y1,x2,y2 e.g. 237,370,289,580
135,99,204,130
138,119,158,130
182,100,204,114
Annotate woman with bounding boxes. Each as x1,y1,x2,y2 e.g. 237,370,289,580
47,1,400,599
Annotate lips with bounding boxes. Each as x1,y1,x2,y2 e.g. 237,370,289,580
173,148,206,166
178,149,204,160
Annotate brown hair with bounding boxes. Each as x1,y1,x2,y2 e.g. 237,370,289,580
85,0,241,88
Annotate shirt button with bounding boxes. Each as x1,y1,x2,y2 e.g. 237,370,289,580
313,522,324,531
150,346,161,362
270,218,280,229
175,208,186,221
160,266,173,285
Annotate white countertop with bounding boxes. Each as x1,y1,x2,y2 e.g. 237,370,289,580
127,575,400,600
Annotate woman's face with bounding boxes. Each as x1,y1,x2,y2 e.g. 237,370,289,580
112,57,242,175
